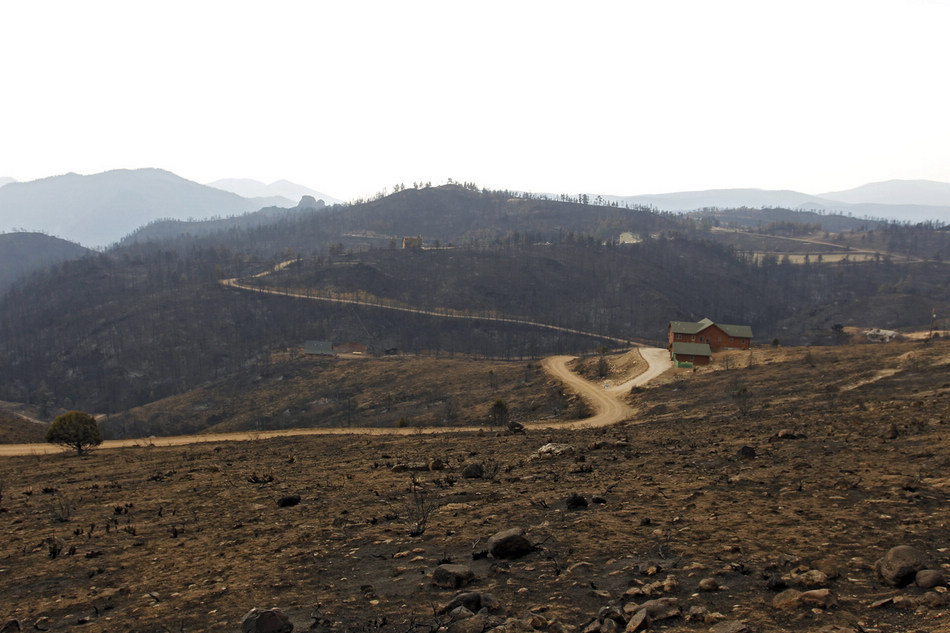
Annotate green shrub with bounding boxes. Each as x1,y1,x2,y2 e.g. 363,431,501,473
46,411,102,455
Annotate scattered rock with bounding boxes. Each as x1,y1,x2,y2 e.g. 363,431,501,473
624,610,648,632
793,569,828,588
771,429,802,441
597,606,625,627
814,558,840,579
0,621,20,633
591,495,607,504
799,588,836,608
461,463,484,479
916,568,946,589
698,577,719,592
276,494,301,508
881,423,899,440
708,621,749,633
33,618,50,632
433,564,477,589
240,608,293,633
737,445,756,459
535,443,574,458
627,597,680,622
921,590,950,609
876,545,930,587
441,591,495,614
428,458,447,471
772,589,802,610
448,606,474,620
685,605,708,622
447,614,486,633
779,587,837,611
565,492,588,510
488,528,533,559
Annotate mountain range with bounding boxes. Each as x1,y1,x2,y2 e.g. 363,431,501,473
0,169,317,248
206,178,341,205
609,179,950,223
1,170,948,253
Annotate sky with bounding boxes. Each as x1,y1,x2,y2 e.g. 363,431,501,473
2,1,949,202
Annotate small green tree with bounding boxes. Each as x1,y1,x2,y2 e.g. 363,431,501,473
596,345,609,378
489,399,509,428
46,411,102,455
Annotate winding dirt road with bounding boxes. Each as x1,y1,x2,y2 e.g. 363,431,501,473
0,349,671,457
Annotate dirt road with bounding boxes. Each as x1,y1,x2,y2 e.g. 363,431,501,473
0,348,671,457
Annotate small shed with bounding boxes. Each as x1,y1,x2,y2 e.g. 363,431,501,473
671,341,712,366
304,340,336,356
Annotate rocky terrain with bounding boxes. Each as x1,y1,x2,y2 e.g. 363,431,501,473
0,340,949,632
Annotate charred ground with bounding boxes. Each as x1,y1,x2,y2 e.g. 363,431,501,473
1,340,949,632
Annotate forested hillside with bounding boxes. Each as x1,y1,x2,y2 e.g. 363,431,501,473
0,232,90,292
1,184,948,422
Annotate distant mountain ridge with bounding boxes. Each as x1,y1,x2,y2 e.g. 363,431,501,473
0,177,15,188
0,169,289,247
607,179,950,224
819,179,950,207
207,178,342,206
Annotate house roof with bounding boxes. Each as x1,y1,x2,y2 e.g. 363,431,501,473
716,323,754,339
671,342,712,356
669,318,714,335
670,318,752,339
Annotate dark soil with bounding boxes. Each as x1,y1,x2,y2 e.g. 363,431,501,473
1,341,949,632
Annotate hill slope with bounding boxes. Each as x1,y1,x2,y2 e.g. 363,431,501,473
1,185,948,421
0,232,91,294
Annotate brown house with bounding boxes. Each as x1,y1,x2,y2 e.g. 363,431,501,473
668,318,753,353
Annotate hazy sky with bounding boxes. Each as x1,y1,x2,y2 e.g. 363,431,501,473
2,1,948,201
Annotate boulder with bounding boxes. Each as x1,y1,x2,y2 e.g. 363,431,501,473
799,588,836,608
441,591,488,614
461,462,484,479
565,492,588,510
772,589,802,610
876,545,930,587
433,564,476,589
240,608,293,633
488,528,533,559
794,569,828,588
296,196,324,211
627,597,680,621
535,443,574,458
916,569,947,589
276,494,300,508
698,577,719,592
